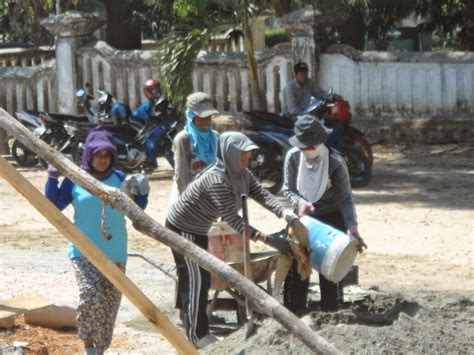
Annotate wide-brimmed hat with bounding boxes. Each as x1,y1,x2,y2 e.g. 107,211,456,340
186,92,219,118
289,115,328,149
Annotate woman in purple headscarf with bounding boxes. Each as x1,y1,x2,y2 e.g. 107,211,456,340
45,127,149,355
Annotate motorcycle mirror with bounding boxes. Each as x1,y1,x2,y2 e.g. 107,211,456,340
303,99,322,115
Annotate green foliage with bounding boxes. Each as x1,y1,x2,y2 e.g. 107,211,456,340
301,0,472,51
264,27,289,47
415,0,473,50
157,27,210,111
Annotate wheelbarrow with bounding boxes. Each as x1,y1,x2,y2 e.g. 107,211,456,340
207,222,282,325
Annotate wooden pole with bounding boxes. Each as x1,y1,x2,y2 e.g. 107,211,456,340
0,155,197,354
0,108,340,355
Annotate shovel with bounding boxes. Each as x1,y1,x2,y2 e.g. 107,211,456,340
241,194,255,338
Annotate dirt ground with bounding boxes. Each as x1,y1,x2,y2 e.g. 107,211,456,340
0,143,473,354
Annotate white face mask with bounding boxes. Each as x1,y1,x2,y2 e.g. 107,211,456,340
302,144,325,165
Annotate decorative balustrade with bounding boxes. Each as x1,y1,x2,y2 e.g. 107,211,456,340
193,43,293,114
0,59,57,114
0,46,54,67
78,41,160,111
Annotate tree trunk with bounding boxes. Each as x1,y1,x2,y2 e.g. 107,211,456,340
0,108,341,355
100,0,142,50
242,15,265,110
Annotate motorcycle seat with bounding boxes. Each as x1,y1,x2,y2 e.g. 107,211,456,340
43,112,90,123
244,110,294,129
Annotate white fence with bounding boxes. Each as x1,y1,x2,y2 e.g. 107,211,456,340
319,53,474,117
0,59,58,113
78,41,160,111
0,40,472,119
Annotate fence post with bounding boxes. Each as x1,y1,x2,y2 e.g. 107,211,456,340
279,8,317,82
41,11,105,115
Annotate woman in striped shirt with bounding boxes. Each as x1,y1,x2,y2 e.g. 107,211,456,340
166,131,290,348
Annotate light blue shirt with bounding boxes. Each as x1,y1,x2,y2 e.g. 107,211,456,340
68,172,127,261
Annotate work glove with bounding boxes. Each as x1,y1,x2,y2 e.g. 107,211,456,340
263,230,292,255
47,164,61,179
122,173,150,196
284,209,309,246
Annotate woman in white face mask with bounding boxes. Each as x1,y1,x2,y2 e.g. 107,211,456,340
282,115,367,314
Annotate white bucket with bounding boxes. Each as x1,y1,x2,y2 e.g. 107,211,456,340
300,215,358,283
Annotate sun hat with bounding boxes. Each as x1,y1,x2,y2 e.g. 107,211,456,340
186,92,219,118
289,114,328,149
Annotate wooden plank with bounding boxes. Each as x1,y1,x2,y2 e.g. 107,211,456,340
0,292,53,320
0,155,197,355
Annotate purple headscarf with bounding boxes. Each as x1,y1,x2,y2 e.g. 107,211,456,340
80,126,117,171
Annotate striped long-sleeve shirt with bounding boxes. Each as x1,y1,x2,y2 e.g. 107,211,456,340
283,147,357,228
167,171,285,239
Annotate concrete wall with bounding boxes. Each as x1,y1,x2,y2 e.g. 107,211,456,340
319,52,474,117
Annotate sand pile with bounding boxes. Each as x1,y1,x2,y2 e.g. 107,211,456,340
204,291,474,354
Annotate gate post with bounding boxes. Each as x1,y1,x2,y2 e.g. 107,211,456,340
41,11,105,115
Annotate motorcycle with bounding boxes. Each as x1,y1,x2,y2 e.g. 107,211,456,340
12,108,89,168
61,96,180,173
12,85,121,168
243,90,372,192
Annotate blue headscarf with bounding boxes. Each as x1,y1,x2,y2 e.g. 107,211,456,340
184,108,218,165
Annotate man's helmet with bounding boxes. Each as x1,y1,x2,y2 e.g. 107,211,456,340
143,79,161,100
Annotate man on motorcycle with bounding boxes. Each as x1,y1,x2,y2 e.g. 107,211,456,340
282,62,327,120
132,79,164,169
132,79,161,121
282,62,344,122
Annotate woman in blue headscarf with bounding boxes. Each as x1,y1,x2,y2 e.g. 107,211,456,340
169,92,219,327
170,92,219,205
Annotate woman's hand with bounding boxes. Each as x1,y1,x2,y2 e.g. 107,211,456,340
298,201,314,218
347,225,367,252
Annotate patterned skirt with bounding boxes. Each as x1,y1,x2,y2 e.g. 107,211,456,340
71,257,126,353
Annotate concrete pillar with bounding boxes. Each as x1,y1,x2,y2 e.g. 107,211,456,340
251,16,268,52
278,8,317,76
41,11,105,114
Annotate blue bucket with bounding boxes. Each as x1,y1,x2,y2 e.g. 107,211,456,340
300,215,358,283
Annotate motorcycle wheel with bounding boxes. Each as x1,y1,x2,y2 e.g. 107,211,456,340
343,145,371,188
11,139,39,167
249,143,284,195
354,137,373,167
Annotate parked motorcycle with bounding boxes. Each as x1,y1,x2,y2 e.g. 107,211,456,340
243,90,372,192
12,86,118,168
61,96,180,173
12,108,89,168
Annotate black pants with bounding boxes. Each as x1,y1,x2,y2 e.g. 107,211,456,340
283,210,345,313
165,220,210,344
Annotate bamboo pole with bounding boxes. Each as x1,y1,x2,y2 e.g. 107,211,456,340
0,108,340,355
0,155,197,354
